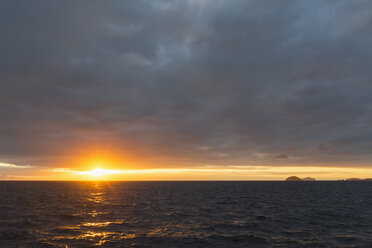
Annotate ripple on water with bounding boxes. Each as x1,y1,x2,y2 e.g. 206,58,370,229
1,182,372,247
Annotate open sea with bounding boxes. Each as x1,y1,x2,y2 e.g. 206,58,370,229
0,181,372,247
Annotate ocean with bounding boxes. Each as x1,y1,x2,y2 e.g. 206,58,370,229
0,181,371,247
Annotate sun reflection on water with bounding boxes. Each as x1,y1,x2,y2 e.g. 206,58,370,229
80,221,123,227
39,182,140,247
87,192,103,203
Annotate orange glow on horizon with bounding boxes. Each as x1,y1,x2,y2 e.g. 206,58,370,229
76,168,124,179
34,165,372,181
64,144,139,170
3,152,372,180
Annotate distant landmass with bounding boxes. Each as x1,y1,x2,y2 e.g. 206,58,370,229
285,176,372,181
344,178,372,181
345,178,362,181
302,177,316,181
285,176,316,181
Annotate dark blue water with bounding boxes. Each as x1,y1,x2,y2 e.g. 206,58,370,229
0,181,372,247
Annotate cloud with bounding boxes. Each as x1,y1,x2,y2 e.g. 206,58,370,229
273,154,289,159
1,0,372,167
0,162,31,169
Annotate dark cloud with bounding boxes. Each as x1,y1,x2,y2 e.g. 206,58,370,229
1,0,372,167
273,154,289,159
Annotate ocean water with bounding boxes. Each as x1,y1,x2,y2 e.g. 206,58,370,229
0,182,372,248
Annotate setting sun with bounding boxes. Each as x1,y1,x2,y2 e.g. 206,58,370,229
74,168,125,179
89,168,106,177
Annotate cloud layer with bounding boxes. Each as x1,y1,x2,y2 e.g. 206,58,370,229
1,0,372,167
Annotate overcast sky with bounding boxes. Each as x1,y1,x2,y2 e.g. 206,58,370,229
1,0,372,170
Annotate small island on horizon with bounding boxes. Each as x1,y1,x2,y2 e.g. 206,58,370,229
344,178,372,181
285,176,316,181
285,176,372,181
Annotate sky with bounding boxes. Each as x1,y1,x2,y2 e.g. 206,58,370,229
1,0,372,180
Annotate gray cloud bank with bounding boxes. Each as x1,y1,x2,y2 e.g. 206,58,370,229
1,0,372,167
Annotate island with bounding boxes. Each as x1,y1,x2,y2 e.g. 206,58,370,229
285,176,316,181
302,177,316,181
285,177,372,181
344,178,372,181
285,176,302,181
345,178,362,181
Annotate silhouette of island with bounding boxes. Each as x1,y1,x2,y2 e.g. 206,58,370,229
285,176,316,181
345,178,362,181
285,177,372,181
302,177,316,181
285,176,302,181
345,178,372,181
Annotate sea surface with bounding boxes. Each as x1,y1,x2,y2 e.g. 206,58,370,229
0,181,372,247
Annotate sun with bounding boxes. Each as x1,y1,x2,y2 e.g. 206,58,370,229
90,168,107,177
74,167,125,179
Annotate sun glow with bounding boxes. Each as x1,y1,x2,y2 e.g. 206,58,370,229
89,168,106,177
75,168,124,178
47,165,372,181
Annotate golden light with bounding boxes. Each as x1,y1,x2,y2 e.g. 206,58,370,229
65,143,142,171
89,168,107,177
50,165,372,181
74,167,125,179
